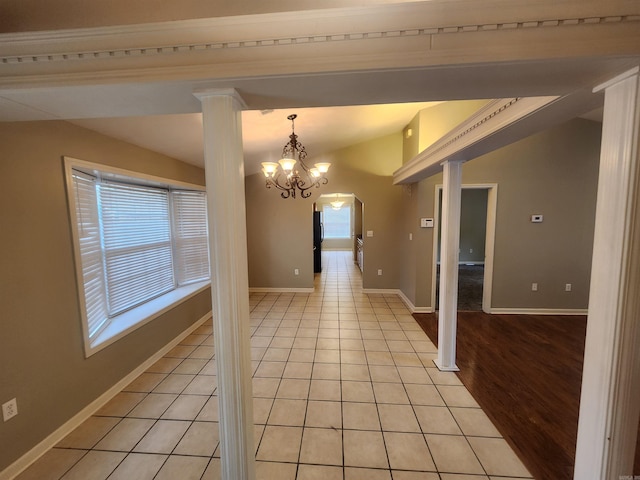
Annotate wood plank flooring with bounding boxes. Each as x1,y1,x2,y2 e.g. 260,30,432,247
414,311,640,480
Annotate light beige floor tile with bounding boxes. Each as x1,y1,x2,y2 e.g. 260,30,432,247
404,384,445,406
427,368,463,386
255,461,297,480
289,348,316,362
343,402,381,430
414,405,462,435
165,345,196,358
297,464,343,480
312,363,341,380
253,397,274,424
271,336,296,348
342,364,371,381
283,361,313,379
309,379,341,400
341,350,368,364
467,437,531,477
189,345,214,359
293,337,318,349
94,418,155,451
256,426,302,462
342,381,375,403
263,347,291,361
305,400,342,429
56,416,120,449
196,396,219,422
276,378,311,399
172,358,208,375
183,375,217,395
343,430,388,469
201,360,217,375
363,339,389,351
377,404,421,432
133,419,191,454
299,427,343,465
124,372,167,393
391,472,440,480
252,347,267,361
392,352,423,367
106,452,166,480
60,450,126,480
180,333,208,345
372,382,410,404
425,434,484,475
147,357,183,374
95,392,146,417
174,421,219,456
450,407,501,437
161,394,208,420
127,393,177,419
253,377,280,398
315,349,341,363
15,448,86,480
316,338,340,350
344,467,392,480
268,398,307,426
154,455,210,480
153,374,196,394
369,365,401,383
255,361,286,378
440,475,490,480
397,366,432,384
365,351,395,365
437,385,480,408
361,330,385,340
384,431,435,471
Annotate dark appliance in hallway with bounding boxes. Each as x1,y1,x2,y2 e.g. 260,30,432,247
313,211,323,273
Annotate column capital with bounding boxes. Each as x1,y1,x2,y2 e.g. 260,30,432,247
193,88,248,110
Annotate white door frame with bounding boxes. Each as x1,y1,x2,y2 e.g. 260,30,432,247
431,183,498,313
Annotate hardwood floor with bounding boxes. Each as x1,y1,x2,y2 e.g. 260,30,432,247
414,311,640,480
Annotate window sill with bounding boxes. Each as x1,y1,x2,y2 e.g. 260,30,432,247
86,281,211,357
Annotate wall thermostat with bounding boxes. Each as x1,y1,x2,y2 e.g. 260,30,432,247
531,214,543,223
420,218,434,228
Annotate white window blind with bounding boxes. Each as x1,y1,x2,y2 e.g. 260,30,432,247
72,171,109,338
172,190,210,284
70,166,210,342
99,181,175,316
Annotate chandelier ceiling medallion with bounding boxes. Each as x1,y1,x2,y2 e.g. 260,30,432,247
261,114,331,199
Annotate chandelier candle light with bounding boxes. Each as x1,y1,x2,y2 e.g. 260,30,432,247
261,114,331,199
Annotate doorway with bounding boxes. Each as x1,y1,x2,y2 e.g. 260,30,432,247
432,184,497,313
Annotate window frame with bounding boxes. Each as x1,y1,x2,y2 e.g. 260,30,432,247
64,157,211,357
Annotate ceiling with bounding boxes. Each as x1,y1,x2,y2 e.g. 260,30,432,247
69,102,439,176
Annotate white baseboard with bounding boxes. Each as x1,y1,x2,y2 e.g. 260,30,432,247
488,308,588,315
363,288,434,314
0,312,212,480
249,287,314,293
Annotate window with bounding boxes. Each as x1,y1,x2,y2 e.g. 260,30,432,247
66,158,210,354
322,204,352,239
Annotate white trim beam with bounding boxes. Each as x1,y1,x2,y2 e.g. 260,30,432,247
196,89,256,480
574,66,640,480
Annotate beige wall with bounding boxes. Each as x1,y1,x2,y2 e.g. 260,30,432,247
399,118,601,309
246,132,405,290
0,121,211,471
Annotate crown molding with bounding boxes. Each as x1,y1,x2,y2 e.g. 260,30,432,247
0,2,638,89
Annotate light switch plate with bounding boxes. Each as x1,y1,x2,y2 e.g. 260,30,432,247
366,230,374,237
420,218,434,228
531,214,543,223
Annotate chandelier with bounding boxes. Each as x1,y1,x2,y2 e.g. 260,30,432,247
261,114,331,199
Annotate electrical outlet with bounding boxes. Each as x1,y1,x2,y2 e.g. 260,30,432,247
531,283,538,292
565,283,572,292
294,268,299,276
2,398,18,422
377,269,383,276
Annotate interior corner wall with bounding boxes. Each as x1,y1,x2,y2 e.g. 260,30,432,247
402,118,601,311
245,132,405,291
0,121,211,472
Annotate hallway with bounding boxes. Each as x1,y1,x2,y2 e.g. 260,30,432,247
15,251,531,480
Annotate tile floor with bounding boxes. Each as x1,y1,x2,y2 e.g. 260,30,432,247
15,251,533,480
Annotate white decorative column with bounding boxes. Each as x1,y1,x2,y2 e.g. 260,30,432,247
435,160,463,372
574,67,640,480
195,89,256,480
